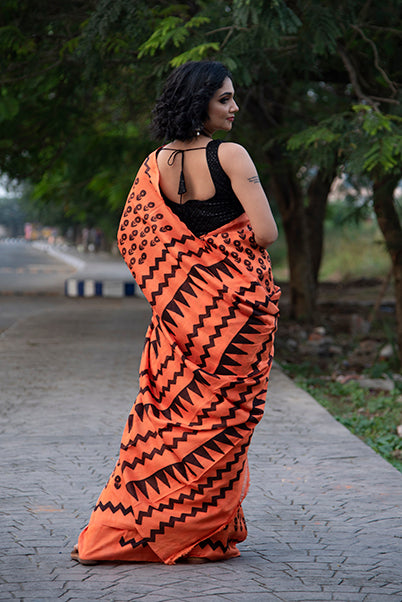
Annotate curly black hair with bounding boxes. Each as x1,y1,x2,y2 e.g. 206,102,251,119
151,61,232,142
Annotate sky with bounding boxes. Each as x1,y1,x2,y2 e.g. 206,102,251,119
0,175,21,198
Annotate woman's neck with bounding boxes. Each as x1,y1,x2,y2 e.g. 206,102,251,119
169,134,213,148
198,128,213,139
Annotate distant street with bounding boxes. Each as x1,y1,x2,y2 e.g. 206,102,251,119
0,239,78,333
0,239,75,296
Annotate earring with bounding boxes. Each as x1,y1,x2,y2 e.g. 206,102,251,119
196,129,200,137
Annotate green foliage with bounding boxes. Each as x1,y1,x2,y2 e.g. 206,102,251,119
170,43,221,67
0,0,401,257
138,14,213,60
285,112,347,176
288,127,340,150
232,0,301,32
0,24,35,57
139,17,191,56
352,105,402,174
0,89,19,122
288,105,402,180
302,3,342,55
341,415,402,464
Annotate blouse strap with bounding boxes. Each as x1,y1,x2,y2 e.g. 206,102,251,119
160,145,210,203
205,139,231,194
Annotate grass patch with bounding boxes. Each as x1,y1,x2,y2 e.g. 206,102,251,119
320,218,391,281
268,214,391,282
281,362,402,473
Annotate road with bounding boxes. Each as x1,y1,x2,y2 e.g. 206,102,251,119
0,237,135,334
0,239,79,333
0,239,75,296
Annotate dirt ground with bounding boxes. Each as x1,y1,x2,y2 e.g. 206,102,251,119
274,278,398,375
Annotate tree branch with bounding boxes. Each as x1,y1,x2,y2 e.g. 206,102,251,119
366,25,402,36
360,0,373,21
337,43,379,111
206,25,247,35
220,27,234,50
370,95,399,105
1,59,63,84
351,25,398,97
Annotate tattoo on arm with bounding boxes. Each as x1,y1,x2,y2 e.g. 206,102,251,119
247,175,260,184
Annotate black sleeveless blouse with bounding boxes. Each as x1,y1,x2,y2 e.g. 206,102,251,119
158,139,244,237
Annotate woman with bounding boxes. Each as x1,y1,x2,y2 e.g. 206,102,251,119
72,61,280,565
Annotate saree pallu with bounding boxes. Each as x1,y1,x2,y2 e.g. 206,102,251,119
78,151,281,565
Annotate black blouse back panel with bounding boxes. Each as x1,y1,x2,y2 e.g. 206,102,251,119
159,139,244,237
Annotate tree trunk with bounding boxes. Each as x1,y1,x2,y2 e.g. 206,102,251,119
372,175,402,365
306,167,336,284
243,88,334,322
267,155,316,321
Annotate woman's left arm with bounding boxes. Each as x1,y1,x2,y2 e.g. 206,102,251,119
219,143,278,248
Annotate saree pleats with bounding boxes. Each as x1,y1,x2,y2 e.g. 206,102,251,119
77,151,280,564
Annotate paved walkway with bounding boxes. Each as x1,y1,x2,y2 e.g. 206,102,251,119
0,296,401,602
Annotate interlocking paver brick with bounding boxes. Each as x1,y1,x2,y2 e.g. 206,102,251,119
1,297,401,601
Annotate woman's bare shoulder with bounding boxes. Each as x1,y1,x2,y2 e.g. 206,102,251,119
218,141,253,171
219,141,248,156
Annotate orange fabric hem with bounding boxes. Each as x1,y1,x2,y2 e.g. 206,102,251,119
77,505,247,565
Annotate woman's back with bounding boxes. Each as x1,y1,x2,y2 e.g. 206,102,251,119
156,139,244,237
157,142,217,204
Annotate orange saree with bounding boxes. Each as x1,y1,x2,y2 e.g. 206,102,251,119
77,151,281,565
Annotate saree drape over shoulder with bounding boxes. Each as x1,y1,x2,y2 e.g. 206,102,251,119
78,150,281,565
